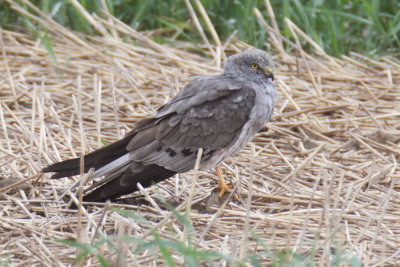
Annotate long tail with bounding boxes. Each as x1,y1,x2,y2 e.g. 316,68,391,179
42,130,177,202
42,132,135,179
83,163,176,202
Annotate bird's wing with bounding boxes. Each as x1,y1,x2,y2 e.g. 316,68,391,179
44,76,257,202
155,75,244,117
84,78,257,202
125,81,256,174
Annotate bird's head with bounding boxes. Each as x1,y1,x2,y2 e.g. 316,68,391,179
224,49,274,81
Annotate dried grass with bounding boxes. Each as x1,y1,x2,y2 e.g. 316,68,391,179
1,1,400,266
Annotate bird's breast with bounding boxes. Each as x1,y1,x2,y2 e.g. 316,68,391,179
250,82,276,124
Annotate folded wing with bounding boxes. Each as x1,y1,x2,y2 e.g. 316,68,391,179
43,75,256,202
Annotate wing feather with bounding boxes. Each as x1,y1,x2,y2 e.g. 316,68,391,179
44,74,258,202
127,85,256,173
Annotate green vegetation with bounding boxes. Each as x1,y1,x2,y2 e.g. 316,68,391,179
57,205,361,266
1,0,399,56
0,254,11,267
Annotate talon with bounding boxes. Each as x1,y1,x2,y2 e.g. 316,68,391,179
214,167,237,200
216,180,232,198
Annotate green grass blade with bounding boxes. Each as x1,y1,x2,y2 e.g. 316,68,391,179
40,28,57,64
152,230,176,267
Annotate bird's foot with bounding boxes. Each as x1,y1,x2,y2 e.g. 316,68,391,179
213,182,238,200
214,166,238,200
216,181,232,198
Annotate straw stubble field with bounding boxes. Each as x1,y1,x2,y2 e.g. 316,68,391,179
1,3,400,266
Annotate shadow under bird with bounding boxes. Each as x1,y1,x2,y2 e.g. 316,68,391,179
42,49,276,203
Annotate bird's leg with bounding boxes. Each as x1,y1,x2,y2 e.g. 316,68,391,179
215,166,232,198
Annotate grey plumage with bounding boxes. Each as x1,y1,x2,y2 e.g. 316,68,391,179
42,49,276,203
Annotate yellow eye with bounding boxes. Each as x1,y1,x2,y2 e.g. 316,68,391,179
267,67,272,73
251,64,258,69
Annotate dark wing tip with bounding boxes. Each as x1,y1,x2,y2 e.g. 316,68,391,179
41,157,81,178
82,164,177,203
41,164,55,173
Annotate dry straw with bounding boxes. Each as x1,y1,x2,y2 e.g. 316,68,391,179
1,0,400,265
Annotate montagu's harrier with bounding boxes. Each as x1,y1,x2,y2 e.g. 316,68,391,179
42,49,276,203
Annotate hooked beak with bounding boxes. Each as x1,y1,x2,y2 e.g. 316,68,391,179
264,67,274,80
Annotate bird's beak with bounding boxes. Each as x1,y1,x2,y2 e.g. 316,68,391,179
264,67,274,80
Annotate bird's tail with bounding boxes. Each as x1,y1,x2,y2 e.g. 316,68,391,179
41,132,135,179
42,129,177,203
82,163,176,202
43,118,178,203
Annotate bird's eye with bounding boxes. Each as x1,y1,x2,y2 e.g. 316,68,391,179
251,64,258,69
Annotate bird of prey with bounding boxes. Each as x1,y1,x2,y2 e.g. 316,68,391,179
42,49,276,203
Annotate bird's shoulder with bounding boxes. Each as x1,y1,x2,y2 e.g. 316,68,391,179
125,75,259,172
155,73,251,117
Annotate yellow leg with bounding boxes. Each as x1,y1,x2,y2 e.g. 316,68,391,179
215,166,231,198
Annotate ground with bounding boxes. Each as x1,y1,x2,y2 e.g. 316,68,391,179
0,5,400,266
